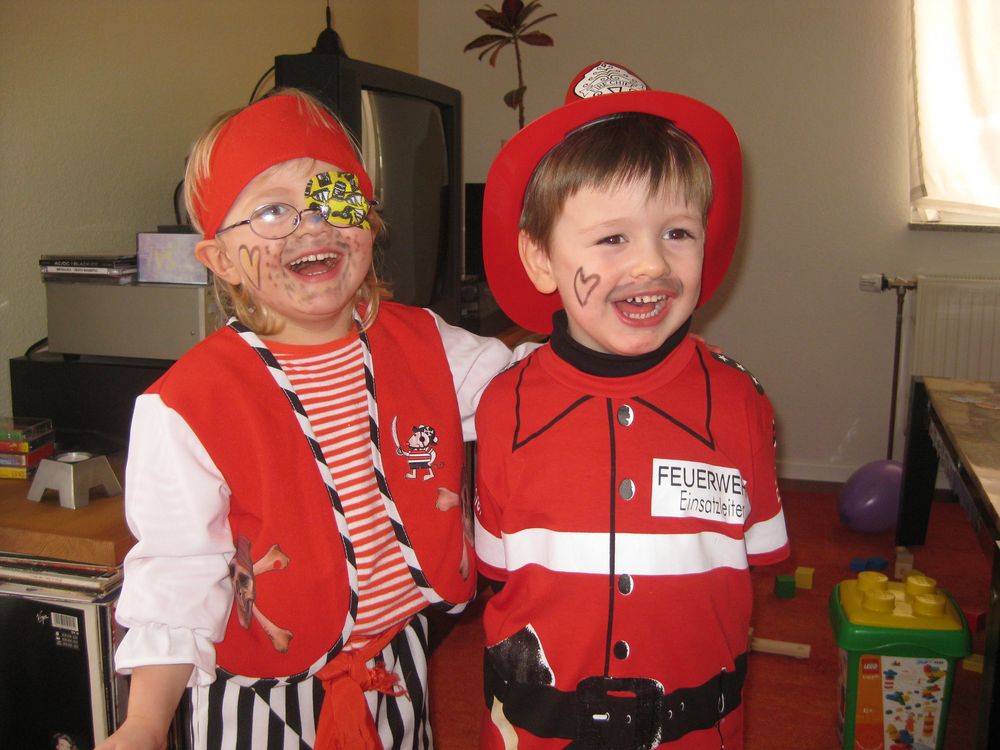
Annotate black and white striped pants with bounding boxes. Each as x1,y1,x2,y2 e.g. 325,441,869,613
176,614,433,750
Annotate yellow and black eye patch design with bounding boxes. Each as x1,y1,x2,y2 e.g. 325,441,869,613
304,171,372,230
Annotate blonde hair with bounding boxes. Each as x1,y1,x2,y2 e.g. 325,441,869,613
184,88,389,335
520,113,713,251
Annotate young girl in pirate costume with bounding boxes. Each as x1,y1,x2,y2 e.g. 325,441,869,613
473,62,790,749
99,90,534,750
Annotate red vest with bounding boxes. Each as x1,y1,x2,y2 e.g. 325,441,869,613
149,302,472,679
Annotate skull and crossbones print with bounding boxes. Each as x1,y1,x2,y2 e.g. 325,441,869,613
229,535,293,652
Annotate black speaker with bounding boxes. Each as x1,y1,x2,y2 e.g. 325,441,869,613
459,182,514,336
10,354,170,454
464,182,486,278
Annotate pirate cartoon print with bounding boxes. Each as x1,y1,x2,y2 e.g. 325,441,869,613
391,417,441,480
390,414,474,578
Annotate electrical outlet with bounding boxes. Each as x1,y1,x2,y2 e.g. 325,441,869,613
859,273,887,293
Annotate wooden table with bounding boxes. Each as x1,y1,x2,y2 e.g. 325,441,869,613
896,377,1000,750
0,457,134,566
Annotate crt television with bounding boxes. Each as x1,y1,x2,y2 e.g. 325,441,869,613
274,50,463,325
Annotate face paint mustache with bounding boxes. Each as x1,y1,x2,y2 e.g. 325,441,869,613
607,274,684,302
279,230,356,265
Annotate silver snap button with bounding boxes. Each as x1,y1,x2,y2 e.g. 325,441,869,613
618,478,635,500
618,574,633,595
617,404,634,426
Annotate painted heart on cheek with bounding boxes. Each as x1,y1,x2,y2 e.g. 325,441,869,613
573,267,600,307
239,245,263,290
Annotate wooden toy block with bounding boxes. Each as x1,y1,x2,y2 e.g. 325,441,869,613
962,606,987,632
750,636,811,659
894,546,914,579
963,653,984,673
794,566,815,589
774,574,796,599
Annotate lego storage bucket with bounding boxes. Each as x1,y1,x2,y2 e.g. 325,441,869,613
829,571,970,750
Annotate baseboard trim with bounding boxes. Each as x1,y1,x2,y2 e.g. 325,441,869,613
778,460,956,497
778,477,842,494
777,476,957,503
777,461,856,484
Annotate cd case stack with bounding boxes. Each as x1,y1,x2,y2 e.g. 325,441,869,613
0,416,55,480
39,254,138,285
0,553,123,597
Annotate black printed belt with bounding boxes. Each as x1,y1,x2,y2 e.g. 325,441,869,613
484,651,746,749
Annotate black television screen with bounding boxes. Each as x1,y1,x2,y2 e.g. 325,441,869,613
274,52,463,326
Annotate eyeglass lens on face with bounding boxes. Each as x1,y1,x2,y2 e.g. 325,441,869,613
255,203,329,239
216,203,326,240
217,201,369,239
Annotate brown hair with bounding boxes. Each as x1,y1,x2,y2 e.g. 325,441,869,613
183,88,389,335
519,112,713,250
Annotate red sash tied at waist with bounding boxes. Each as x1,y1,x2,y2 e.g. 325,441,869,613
314,619,411,750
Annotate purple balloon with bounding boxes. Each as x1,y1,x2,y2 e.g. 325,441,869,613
838,459,903,533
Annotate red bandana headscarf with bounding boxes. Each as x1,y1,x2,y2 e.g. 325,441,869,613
193,94,373,239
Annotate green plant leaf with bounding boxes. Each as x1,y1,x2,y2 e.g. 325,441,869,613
521,1,550,24
502,0,525,24
463,34,508,52
487,42,511,66
477,6,515,32
519,12,557,33
520,32,554,47
504,87,526,109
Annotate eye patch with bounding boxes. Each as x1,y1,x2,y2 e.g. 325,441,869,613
304,171,372,229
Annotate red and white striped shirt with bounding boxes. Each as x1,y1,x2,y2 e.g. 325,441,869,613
269,334,426,647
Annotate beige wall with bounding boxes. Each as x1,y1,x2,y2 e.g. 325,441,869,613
0,0,417,419
420,0,1000,481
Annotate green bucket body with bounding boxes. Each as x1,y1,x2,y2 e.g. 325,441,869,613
828,580,970,750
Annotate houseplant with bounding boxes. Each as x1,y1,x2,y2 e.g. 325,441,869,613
463,0,556,129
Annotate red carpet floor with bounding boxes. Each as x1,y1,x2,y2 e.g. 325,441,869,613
428,489,989,748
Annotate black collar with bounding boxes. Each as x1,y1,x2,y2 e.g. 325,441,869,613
549,310,692,377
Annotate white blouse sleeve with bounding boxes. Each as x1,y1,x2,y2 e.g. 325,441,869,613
113,394,236,687
430,311,541,441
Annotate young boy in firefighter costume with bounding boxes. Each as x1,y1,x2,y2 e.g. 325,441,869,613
100,90,535,750
474,61,790,749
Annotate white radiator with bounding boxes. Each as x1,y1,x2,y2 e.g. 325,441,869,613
910,274,1000,381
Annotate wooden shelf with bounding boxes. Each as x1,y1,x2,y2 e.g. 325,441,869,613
0,457,134,566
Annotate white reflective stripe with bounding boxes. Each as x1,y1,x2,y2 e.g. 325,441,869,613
745,508,789,556
499,527,749,576
474,515,507,570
